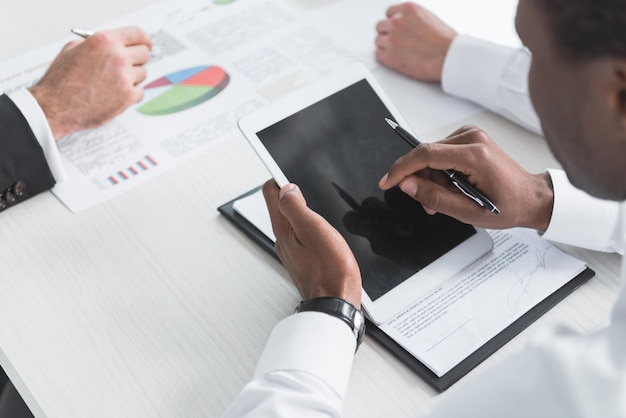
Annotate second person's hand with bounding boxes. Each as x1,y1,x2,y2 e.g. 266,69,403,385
379,125,555,231
30,26,152,140
375,2,457,82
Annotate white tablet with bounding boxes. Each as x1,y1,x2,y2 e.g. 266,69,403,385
238,62,493,324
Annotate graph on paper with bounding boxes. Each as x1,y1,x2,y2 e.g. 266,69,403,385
138,66,230,115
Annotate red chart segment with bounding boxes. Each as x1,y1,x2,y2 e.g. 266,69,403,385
144,76,172,89
180,66,227,87
138,66,230,116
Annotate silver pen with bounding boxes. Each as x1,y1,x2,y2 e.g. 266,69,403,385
385,118,500,214
70,29,94,39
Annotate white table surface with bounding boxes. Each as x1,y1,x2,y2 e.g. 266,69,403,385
0,1,622,417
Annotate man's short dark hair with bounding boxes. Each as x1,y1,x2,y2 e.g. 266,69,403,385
542,0,626,61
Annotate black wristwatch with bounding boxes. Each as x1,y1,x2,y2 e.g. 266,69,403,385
296,296,366,351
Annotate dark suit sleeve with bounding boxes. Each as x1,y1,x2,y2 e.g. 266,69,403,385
0,93,56,212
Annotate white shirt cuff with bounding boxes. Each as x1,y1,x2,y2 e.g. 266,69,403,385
442,35,541,134
254,312,356,398
543,169,624,254
442,35,517,109
7,89,66,182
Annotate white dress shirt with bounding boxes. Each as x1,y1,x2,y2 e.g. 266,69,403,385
6,89,66,182
223,35,626,417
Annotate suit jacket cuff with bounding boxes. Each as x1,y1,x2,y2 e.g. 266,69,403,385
0,93,56,209
8,89,66,182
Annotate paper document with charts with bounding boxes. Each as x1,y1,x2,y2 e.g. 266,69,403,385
0,0,359,212
231,189,588,377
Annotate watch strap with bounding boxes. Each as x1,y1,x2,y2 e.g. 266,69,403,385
295,296,365,351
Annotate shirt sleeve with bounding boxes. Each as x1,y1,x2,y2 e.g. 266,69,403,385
442,36,626,255
442,35,542,135
7,89,66,182
222,312,356,418
542,169,625,254
427,319,626,418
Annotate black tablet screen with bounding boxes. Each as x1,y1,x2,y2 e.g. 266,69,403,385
257,79,475,301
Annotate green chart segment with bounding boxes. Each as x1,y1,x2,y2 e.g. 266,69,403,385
138,66,230,116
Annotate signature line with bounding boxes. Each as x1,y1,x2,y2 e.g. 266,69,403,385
426,318,473,352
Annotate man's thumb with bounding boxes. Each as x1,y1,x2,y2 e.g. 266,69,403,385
278,184,309,223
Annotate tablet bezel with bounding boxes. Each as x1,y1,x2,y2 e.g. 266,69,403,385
238,62,492,324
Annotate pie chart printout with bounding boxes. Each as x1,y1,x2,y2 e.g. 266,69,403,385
138,66,230,116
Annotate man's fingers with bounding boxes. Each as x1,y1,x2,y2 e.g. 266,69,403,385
277,183,334,246
442,124,478,140
276,183,310,227
380,142,473,188
262,180,289,241
379,126,492,190
375,19,391,35
130,65,148,86
127,44,152,65
115,26,152,49
399,175,488,224
125,85,144,105
61,39,82,53
374,34,390,50
263,181,317,245
386,3,405,18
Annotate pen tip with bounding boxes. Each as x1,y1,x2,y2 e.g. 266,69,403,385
385,118,398,129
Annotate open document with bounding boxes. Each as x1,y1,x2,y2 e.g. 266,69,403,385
0,0,361,212
1,0,522,212
230,189,587,377
1,0,497,212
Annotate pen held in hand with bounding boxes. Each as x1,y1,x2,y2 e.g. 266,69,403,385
70,29,94,39
384,118,500,214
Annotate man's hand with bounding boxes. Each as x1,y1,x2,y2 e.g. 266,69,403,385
375,2,457,82
30,26,152,140
379,125,555,231
263,180,362,308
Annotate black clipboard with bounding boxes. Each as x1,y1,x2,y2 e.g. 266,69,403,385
218,185,596,392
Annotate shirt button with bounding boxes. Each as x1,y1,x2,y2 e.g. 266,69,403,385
13,180,26,197
5,189,16,203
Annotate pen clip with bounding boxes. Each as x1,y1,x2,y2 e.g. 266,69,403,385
450,179,485,207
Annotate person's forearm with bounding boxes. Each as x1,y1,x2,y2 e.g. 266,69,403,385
442,35,542,135
224,370,344,418
223,313,355,417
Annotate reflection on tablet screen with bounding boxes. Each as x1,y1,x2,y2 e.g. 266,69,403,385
257,79,475,301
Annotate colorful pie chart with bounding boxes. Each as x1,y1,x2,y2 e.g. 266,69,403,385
138,65,230,116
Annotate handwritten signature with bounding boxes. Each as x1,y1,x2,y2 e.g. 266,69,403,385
507,246,551,306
